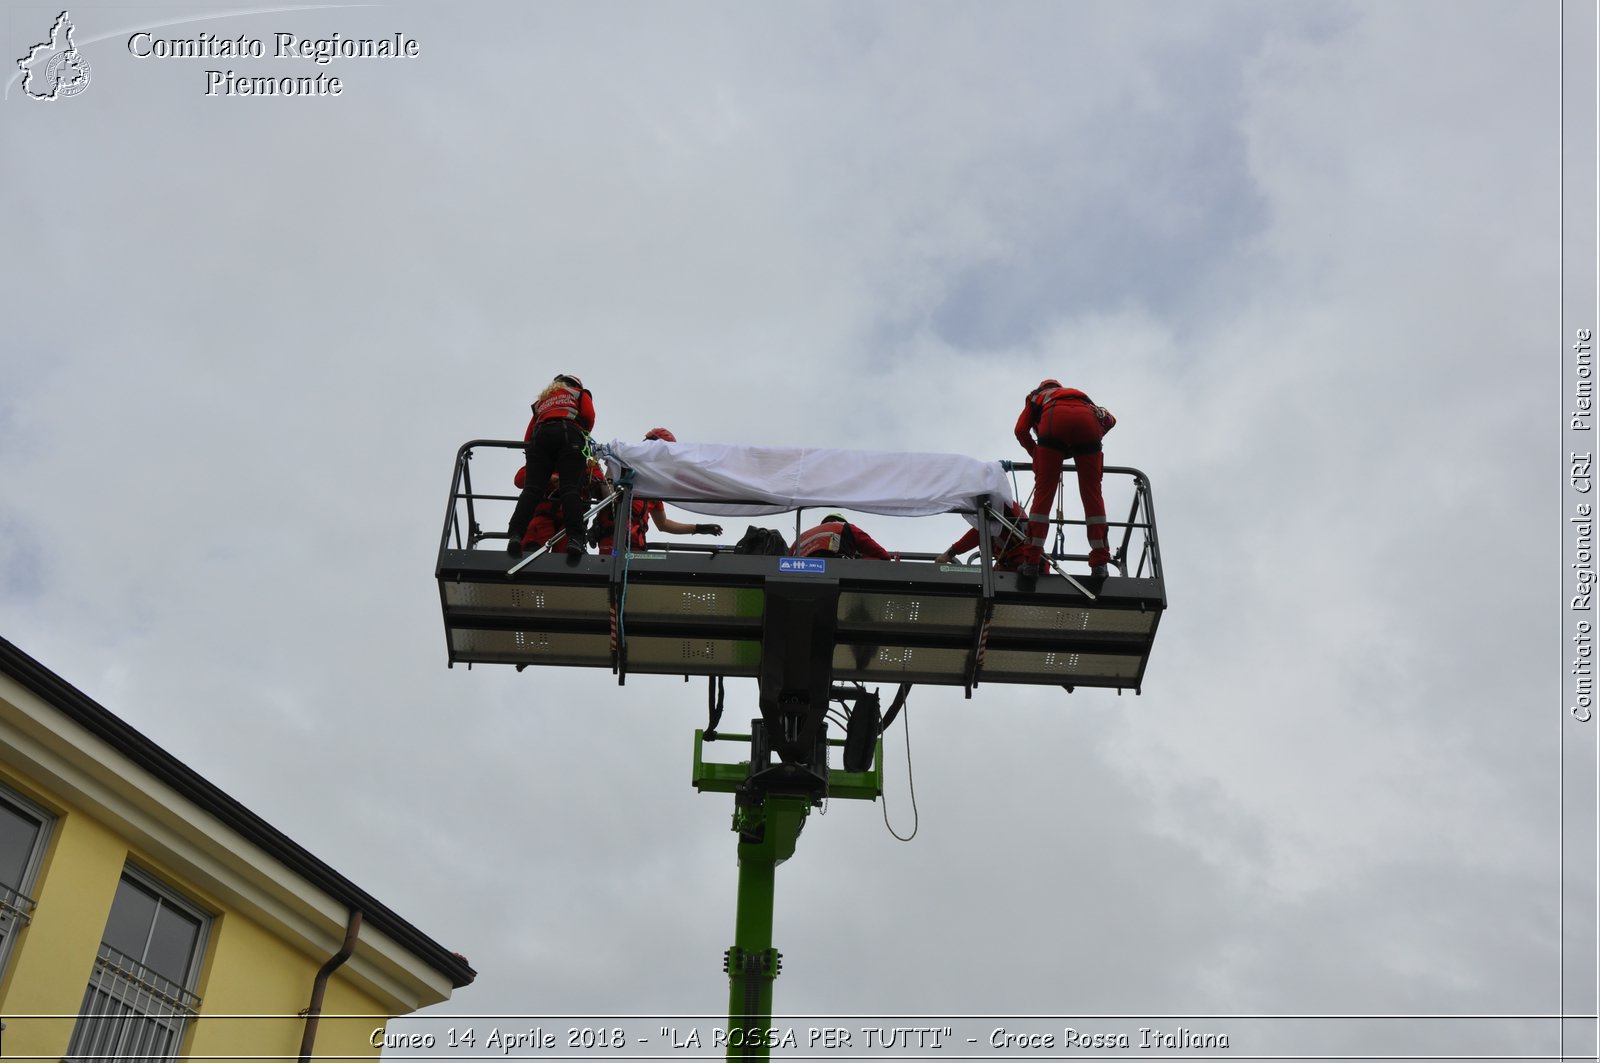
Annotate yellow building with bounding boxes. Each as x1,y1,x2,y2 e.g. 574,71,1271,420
0,636,475,1060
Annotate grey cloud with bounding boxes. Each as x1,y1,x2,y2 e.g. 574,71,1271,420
0,1,1581,1054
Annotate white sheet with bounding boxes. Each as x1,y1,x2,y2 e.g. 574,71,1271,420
597,440,1016,519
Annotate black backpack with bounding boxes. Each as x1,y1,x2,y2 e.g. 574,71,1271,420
732,526,789,555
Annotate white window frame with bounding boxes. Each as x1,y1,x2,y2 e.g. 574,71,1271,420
64,865,209,1063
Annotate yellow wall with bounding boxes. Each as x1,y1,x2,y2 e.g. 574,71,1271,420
0,767,389,1061
0,774,120,1056
189,908,389,1060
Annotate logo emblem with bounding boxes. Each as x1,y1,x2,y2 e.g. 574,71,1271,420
17,11,91,100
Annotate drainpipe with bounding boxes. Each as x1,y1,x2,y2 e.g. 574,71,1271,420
299,908,362,1063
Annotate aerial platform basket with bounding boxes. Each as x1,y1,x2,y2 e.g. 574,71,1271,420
437,437,1167,1059
435,440,1166,694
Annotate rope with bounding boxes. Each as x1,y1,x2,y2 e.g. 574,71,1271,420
881,705,919,842
612,522,634,671
608,597,618,661
610,467,637,670
616,550,631,640
1052,475,1066,558
705,676,725,737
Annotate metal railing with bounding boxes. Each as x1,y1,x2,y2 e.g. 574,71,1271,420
0,882,37,988
1000,459,1165,581
63,943,201,1063
0,881,37,929
438,440,1163,580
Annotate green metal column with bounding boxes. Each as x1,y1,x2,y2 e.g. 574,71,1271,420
694,726,880,1061
723,794,808,1061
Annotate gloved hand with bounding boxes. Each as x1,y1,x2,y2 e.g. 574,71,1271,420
695,524,723,536
933,551,954,565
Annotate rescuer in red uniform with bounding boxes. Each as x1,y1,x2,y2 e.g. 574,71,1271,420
792,514,894,560
593,427,723,554
512,457,607,553
507,374,595,562
933,500,1031,571
1013,379,1117,577
631,428,723,545
514,474,563,552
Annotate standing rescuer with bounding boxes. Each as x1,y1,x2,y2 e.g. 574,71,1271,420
1013,378,1117,577
507,373,595,563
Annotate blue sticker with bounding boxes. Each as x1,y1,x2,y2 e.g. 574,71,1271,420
778,557,827,573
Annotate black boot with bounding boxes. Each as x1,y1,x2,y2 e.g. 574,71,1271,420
560,487,585,564
564,519,587,565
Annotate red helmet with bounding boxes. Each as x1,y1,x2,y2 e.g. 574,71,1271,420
1036,378,1062,392
644,427,676,442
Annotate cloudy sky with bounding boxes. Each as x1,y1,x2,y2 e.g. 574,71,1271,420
3,1,1595,1058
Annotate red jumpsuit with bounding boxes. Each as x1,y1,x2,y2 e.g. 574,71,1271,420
630,499,663,548
513,461,604,550
1013,385,1116,569
792,521,893,560
511,473,563,550
596,498,656,555
942,501,1030,571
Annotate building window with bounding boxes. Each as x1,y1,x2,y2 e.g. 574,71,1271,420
0,787,52,980
64,868,207,1063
